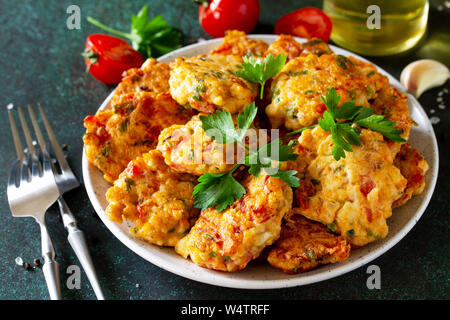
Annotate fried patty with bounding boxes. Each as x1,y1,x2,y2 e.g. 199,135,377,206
266,53,378,130
393,143,429,207
105,150,199,246
175,174,293,272
169,54,258,114
111,58,171,104
265,35,332,62
157,115,236,175
83,92,193,182
289,127,407,246
267,215,350,274
210,30,268,57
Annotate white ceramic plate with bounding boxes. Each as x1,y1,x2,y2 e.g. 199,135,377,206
82,35,439,289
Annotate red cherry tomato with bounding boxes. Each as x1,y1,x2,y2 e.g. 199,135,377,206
82,34,143,84
274,7,332,42
197,0,260,38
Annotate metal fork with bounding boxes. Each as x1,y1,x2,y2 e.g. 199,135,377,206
7,118,61,299
8,104,105,300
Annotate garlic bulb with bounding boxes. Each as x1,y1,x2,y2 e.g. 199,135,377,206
400,59,450,98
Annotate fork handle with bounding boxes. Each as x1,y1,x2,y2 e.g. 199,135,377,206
57,198,105,300
37,220,61,300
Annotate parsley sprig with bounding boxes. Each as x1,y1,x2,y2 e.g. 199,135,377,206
87,5,181,59
236,54,287,99
288,88,406,161
193,102,299,212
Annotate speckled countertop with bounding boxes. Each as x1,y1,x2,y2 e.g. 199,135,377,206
0,0,448,300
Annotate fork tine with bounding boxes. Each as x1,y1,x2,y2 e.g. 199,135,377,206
28,105,46,151
20,150,31,183
8,159,21,189
42,143,53,178
18,107,35,156
7,104,25,162
38,104,70,172
32,145,43,178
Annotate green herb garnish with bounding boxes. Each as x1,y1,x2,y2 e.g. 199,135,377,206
288,88,405,161
193,102,299,212
235,54,287,99
87,5,181,59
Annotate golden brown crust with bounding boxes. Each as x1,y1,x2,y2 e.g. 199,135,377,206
112,58,171,103
210,30,268,57
105,150,199,246
266,53,378,130
169,54,258,114
83,92,194,183
157,115,236,176
267,215,350,274
288,127,407,246
264,35,332,62
393,143,429,207
175,174,293,272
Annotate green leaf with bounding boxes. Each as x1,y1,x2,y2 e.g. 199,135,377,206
353,107,374,122
356,115,406,142
334,101,363,120
87,6,181,60
236,54,287,99
199,110,239,144
270,170,300,188
193,171,246,212
320,87,340,116
318,111,335,132
236,102,258,141
245,138,298,178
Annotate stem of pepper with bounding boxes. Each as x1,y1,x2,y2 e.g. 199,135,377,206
86,17,133,40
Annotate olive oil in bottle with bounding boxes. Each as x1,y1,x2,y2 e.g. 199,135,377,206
323,0,429,56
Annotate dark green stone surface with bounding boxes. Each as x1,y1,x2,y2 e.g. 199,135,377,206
0,0,448,300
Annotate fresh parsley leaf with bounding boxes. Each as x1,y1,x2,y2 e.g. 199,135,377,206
321,87,340,116
87,5,181,59
236,54,287,99
200,102,258,145
356,114,406,142
193,170,245,213
270,170,300,188
236,103,258,141
316,87,405,160
199,110,238,144
245,139,298,187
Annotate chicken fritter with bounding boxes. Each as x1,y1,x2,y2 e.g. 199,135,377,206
83,92,194,183
370,86,412,155
157,114,266,176
289,127,407,246
264,35,332,62
393,143,429,207
267,215,350,274
175,174,293,272
169,54,258,114
301,38,334,57
111,58,171,104
157,115,235,176
105,150,199,247
266,53,378,130
210,30,268,57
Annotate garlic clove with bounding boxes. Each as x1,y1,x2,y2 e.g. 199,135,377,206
400,59,450,98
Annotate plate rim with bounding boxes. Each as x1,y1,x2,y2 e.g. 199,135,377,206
82,35,439,289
